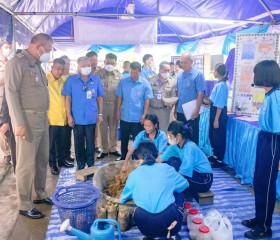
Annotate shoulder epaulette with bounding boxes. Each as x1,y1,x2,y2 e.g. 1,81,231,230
15,53,25,58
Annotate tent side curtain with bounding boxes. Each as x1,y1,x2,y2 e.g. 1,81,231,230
14,19,34,47
0,7,13,42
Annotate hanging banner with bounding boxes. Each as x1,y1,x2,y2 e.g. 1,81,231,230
231,33,279,116
74,17,157,44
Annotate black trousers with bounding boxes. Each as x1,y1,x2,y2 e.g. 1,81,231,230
49,125,66,168
73,124,96,170
254,131,280,232
177,112,200,145
120,120,143,159
209,105,227,160
64,125,72,159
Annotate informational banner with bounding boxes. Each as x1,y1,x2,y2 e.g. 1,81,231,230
74,17,157,44
231,33,279,116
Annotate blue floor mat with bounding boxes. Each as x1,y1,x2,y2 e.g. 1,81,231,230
46,165,280,240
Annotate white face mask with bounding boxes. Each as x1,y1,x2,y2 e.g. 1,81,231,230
105,64,114,72
38,46,51,63
1,48,11,58
160,72,169,79
80,66,92,76
168,138,177,145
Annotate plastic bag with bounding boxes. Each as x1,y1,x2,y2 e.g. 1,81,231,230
204,209,233,240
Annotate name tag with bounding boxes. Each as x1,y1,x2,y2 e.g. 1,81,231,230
157,93,162,100
86,90,92,99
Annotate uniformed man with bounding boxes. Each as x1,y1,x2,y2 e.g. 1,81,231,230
5,33,54,219
96,53,121,159
149,61,177,133
140,54,156,81
0,39,16,170
60,55,75,163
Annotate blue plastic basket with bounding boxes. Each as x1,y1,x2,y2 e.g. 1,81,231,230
53,184,101,234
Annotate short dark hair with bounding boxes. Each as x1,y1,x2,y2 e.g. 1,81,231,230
170,62,175,66
130,62,142,72
253,60,280,87
105,53,117,61
86,51,98,58
60,55,70,60
144,114,159,129
53,58,65,65
143,54,153,64
175,60,181,67
159,61,170,69
215,63,228,81
123,60,131,67
134,141,158,165
167,120,192,140
30,33,53,44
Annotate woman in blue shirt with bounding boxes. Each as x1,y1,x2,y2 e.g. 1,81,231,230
121,114,168,171
120,141,188,240
242,60,280,240
157,121,213,198
208,64,229,168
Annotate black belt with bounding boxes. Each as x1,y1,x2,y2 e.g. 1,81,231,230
150,106,167,110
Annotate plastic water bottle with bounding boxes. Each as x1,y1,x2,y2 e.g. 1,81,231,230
189,217,203,240
187,208,199,228
196,226,211,240
183,202,192,223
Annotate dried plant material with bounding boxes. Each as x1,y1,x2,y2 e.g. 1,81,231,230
104,166,135,198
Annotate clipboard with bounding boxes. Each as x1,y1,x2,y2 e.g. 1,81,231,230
182,99,203,120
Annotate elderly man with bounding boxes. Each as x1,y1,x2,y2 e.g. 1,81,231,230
116,61,153,160
5,33,54,219
62,56,104,170
96,53,122,159
175,52,206,145
47,58,74,175
149,61,177,133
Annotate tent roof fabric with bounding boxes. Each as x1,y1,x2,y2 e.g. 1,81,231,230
1,0,280,43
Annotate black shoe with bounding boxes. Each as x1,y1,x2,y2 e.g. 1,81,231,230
4,155,11,164
66,156,74,162
109,151,121,157
242,218,258,228
59,161,74,168
51,166,59,175
211,159,226,168
33,197,53,205
115,157,124,161
19,208,44,219
244,228,272,239
97,152,108,159
95,147,101,153
208,156,217,163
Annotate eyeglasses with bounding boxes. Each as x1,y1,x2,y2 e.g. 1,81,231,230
83,85,88,91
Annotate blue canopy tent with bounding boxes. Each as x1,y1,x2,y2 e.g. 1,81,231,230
0,0,280,54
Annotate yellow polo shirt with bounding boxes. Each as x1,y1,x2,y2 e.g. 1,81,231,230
47,72,67,126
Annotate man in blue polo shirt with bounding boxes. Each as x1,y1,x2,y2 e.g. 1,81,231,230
140,54,156,81
175,52,206,145
115,61,153,160
62,56,104,170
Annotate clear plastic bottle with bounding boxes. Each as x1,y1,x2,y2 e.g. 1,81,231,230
196,226,211,240
183,202,192,223
189,217,203,240
187,208,199,228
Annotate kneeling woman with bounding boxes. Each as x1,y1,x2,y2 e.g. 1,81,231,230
157,121,213,197
120,141,188,240
121,114,168,171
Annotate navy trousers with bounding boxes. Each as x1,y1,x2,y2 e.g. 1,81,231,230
49,125,66,168
254,131,280,232
209,104,227,160
134,203,183,238
73,124,96,170
166,157,213,194
177,112,200,146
